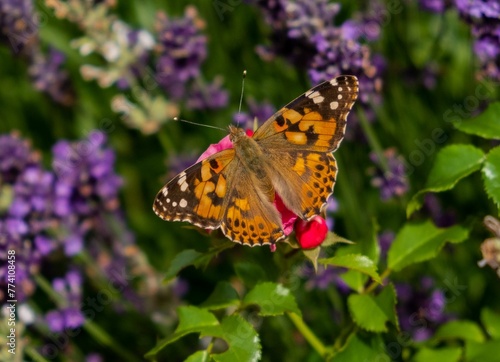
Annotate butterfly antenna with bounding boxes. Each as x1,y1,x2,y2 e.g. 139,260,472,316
236,70,247,128
173,117,226,132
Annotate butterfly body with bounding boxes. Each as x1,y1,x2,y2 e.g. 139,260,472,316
154,75,359,246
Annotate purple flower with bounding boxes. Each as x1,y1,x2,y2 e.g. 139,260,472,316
423,194,456,227
0,133,37,184
232,98,276,130
153,7,228,110
45,270,85,333
396,277,454,341
155,8,206,93
325,197,338,231
301,264,350,293
0,0,38,55
419,0,451,12
452,1,500,81
185,78,229,110
254,0,384,105
28,48,75,106
378,230,395,259
369,148,409,200
52,131,123,256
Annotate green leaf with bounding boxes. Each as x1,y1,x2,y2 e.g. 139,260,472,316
411,347,462,362
387,221,469,272
319,254,382,284
348,284,397,332
145,306,219,359
164,249,202,281
455,102,500,140
482,146,500,209
207,315,261,362
234,262,267,289
200,282,240,310
407,145,485,216
331,333,388,361
185,350,209,362
243,282,301,317
480,308,500,339
466,340,500,362
433,320,485,343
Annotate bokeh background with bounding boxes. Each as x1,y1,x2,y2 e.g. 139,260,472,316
1,0,499,361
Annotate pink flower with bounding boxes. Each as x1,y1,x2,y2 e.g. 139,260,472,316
198,130,329,248
295,216,329,249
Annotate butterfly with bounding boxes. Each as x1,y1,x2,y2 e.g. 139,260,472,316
153,75,359,246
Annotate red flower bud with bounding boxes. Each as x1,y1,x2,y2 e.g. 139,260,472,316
295,216,328,249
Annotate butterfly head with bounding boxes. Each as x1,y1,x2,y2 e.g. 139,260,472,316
228,125,248,145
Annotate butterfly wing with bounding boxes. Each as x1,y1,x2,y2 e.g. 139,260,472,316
153,148,284,245
220,164,284,246
153,149,236,229
253,75,359,152
253,75,359,219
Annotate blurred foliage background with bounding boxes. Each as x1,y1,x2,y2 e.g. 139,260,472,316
1,0,500,361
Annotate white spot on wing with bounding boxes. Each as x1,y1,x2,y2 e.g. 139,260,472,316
179,199,188,208
177,172,186,186
337,94,343,100
162,188,168,196
330,79,338,86
172,201,177,207
330,101,339,110
180,182,188,192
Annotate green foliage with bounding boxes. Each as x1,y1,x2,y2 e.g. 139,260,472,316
454,102,500,139
347,284,398,332
242,282,301,317
2,1,500,361
320,254,382,284
387,221,469,272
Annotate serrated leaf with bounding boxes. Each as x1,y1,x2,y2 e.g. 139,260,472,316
465,340,500,362
207,315,261,362
145,306,219,359
407,145,485,216
339,270,367,293
348,284,397,332
482,146,500,209
164,249,202,281
332,333,388,361
388,221,469,272
480,308,500,339
455,102,500,139
185,350,209,362
319,254,381,284
411,347,462,362
243,282,301,316
200,282,240,310
433,320,485,343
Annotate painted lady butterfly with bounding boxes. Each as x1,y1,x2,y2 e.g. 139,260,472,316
153,75,359,246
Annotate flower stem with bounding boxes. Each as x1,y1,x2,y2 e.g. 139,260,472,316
34,274,141,362
363,268,392,294
356,107,389,173
287,312,326,357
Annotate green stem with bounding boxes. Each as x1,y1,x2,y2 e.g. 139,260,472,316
83,320,141,362
363,268,392,295
287,312,326,357
34,274,65,305
25,345,50,362
357,107,389,173
34,275,141,362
